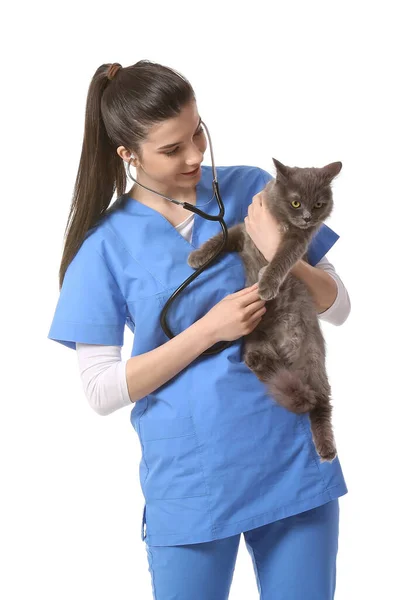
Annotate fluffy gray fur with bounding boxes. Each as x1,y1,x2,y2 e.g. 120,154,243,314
188,158,342,462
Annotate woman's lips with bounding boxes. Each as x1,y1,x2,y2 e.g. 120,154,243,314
181,166,200,176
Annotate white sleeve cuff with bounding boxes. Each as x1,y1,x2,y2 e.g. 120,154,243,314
315,257,351,326
76,343,133,415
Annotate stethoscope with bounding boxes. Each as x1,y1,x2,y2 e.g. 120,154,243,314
126,120,234,356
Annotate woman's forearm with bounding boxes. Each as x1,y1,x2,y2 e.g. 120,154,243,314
290,259,338,313
125,318,215,403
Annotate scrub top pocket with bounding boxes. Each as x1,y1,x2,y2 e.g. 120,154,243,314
138,414,208,500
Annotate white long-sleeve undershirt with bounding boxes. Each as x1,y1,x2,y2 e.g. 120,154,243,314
76,213,351,415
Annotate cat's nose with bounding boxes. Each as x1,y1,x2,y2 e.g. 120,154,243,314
303,216,311,223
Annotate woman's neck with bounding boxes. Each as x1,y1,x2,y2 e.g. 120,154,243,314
128,182,196,211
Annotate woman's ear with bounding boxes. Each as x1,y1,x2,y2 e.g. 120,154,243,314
117,145,139,164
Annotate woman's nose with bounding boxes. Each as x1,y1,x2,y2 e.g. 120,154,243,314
186,149,203,165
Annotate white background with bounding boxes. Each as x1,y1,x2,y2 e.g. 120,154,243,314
2,0,401,598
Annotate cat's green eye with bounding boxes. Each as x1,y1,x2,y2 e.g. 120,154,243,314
314,202,323,209
291,200,301,209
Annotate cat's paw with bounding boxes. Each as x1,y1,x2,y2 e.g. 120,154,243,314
257,267,281,300
258,281,280,302
188,249,208,269
316,442,337,463
244,351,264,370
244,351,273,382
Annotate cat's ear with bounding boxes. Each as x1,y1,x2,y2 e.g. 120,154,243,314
272,158,291,184
321,161,342,182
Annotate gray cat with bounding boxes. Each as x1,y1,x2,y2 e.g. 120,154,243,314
188,158,342,462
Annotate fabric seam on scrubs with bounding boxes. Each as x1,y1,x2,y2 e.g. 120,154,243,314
50,320,121,326
297,415,332,491
137,403,216,534
94,246,128,311
155,261,244,300
186,411,216,535
103,220,167,294
146,545,158,599
145,487,344,535
236,169,248,222
136,401,150,477
211,487,344,528
144,484,347,546
247,544,263,598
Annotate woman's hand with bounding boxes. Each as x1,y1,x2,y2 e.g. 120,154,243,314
201,283,267,344
244,192,282,262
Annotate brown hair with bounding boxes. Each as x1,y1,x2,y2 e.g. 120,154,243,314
58,59,196,289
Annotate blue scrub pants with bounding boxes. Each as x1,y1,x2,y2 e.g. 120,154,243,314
145,499,339,599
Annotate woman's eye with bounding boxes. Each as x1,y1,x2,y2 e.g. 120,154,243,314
164,127,204,157
165,147,179,157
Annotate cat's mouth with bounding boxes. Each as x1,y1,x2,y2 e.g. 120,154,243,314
297,223,314,230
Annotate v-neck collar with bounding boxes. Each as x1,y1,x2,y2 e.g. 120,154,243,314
113,165,244,292
123,165,217,250
175,212,194,229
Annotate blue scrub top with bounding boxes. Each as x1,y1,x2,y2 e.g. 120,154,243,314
48,165,348,546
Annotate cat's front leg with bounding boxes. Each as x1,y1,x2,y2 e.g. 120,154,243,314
257,237,308,301
257,266,283,301
187,235,224,269
188,223,245,269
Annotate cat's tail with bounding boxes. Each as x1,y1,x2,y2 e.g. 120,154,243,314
267,368,317,414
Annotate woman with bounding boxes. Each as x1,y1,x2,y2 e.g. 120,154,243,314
48,60,350,599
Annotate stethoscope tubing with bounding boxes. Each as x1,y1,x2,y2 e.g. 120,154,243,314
126,121,234,355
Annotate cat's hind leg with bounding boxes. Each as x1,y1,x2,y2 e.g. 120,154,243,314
244,337,317,413
268,368,318,414
243,333,282,379
244,349,281,381
303,363,337,461
309,401,337,462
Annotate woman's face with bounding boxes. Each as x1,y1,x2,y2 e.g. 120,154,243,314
119,100,208,195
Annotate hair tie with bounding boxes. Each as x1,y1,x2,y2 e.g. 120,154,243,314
107,63,122,80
